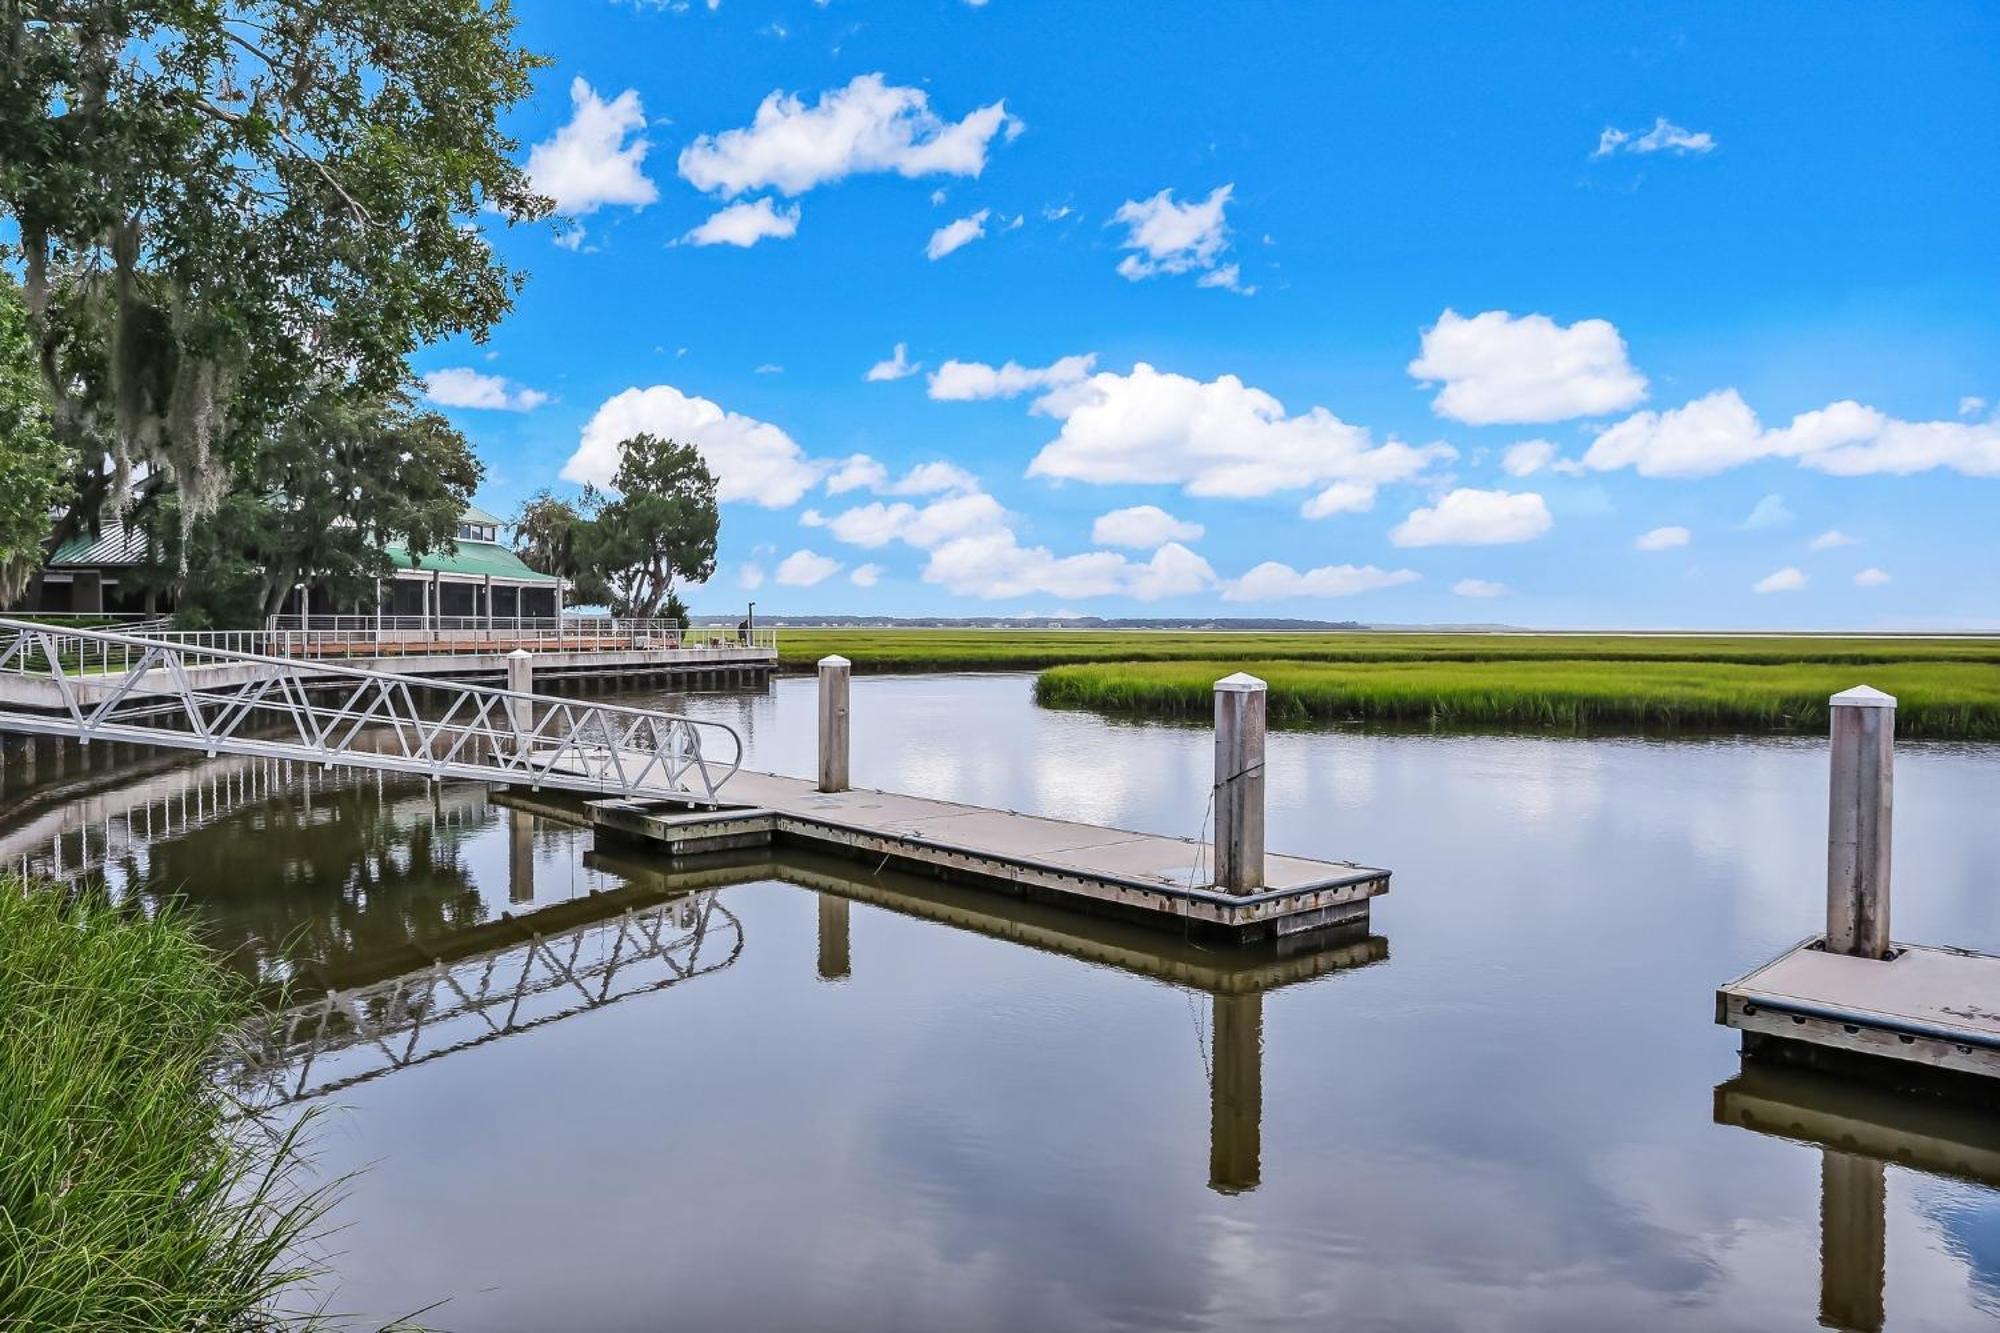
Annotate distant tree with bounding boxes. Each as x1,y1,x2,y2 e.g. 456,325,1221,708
512,437,719,619
0,276,68,601
588,435,719,619
132,386,479,624
512,489,610,606
1,0,550,568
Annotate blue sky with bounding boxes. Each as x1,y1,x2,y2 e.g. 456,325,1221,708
428,1,2000,626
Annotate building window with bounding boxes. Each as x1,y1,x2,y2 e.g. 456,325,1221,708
456,523,498,543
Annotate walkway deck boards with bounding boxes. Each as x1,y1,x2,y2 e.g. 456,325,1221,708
588,767,1391,942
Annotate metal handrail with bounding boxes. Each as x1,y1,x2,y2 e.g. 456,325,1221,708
59,618,777,664
0,616,744,802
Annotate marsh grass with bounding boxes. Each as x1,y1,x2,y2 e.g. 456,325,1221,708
0,877,355,1331
1033,659,2000,739
777,628,2000,673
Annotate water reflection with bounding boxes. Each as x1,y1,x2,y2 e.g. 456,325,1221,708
1715,1062,2000,1330
588,843,1389,1197
6,673,2000,1330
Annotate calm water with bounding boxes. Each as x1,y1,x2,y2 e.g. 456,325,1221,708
7,672,2000,1331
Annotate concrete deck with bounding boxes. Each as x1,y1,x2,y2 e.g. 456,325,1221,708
1717,936,2000,1088
589,768,1390,942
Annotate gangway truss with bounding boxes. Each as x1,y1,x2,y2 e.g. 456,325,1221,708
0,616,742,802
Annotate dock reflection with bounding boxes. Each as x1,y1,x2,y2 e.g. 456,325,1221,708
590,843,1389,1194
1715,1062,2000,1331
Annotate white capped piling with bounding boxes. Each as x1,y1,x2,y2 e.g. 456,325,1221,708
505,649,534,744
1827,685,1895,959
818,655,851,793
1213,672,1267,894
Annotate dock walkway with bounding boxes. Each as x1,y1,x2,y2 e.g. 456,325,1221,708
590,768,1390,941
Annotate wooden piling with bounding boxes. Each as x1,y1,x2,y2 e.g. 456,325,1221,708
1213,673,1267,894
818,655,851,793
1828,686,1895,959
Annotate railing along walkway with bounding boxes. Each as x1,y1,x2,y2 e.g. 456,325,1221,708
0,616,742,802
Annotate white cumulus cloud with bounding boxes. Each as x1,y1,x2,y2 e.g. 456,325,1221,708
888,461,980,495
927,354,1096,401
1299,482,1377,519
1090,505,1204,549
565,384,822,507
775,549,841,587
678,73,1018,198
1583,391,2000,479
1453,578,1510,598
1635,525,1691,551
1028,362,1451,499
925,535,1214,601
865,343,921,382
682,197,800,247
824,454,889,495
1389,488,1553,547
1502,439,1559,477
423,368,549,412
1808,529,1857,550
1853,568,1892,587
1739,493,1795,530
1112,184,1237,285
816,478,1215,602
1224,562,1420,602
527,78,659,216
850,563,883,588
926,208,990,260
821,456,977,497
1754,566,1806,594
1409,310,1648,425
1593,117,1717,159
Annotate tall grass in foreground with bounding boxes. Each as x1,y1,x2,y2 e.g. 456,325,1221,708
1034,659,2000,739
0,877,349,1331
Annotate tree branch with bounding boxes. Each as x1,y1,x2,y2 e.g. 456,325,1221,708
190,97,380,227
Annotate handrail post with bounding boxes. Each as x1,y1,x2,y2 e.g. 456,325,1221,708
817,655,850,793
1213,672,1267,894
1827,685,1895,958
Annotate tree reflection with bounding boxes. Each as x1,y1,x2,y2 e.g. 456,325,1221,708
116,776,490,989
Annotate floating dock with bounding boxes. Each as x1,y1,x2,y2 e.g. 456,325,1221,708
569,661,1391,944
1717,937,2000,1092
590,770,1390,943
1718,685,2000,1102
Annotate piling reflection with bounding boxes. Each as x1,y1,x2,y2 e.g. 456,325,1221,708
1715,1061,2000,1331
585,844,1389,1195
816,892,851,980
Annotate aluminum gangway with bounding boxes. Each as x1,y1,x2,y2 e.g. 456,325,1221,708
0,616,742,802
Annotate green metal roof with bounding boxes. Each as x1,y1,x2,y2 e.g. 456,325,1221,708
384,538,560,583
460,503,505,527
48,517,152,568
